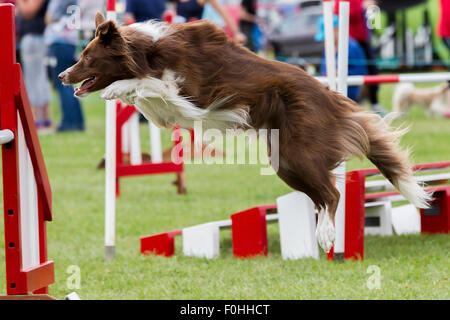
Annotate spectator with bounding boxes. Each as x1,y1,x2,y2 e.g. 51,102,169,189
45,0,85,132
16,0,52,131
78,0,105,46
123,0,166,25
170,0,245,44
438,0,450,108
201,0,246,44
334,0,385,113
316,15,368,103
239,0,257,52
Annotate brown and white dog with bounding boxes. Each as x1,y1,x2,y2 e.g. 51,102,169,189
59,12,432,252
393,82,450,117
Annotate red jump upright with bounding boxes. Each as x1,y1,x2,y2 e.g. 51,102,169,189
0,3,54,298
114,101,185,195
328,162,450,261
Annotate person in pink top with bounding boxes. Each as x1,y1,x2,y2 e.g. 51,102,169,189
438,0,450,111
438,0,450,47
335,0,385,114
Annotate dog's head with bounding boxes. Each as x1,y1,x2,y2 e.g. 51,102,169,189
59,12,137,97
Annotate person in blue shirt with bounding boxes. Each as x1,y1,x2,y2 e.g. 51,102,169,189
123,0,166,24
316,15,368,103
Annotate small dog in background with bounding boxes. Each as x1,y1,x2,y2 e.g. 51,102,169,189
393,82,450,117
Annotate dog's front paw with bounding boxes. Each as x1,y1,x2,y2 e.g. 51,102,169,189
100,86,120,100
316,209,335,253
100,79,140,100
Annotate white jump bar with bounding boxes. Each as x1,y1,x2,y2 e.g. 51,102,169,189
366,173,450,191
0,129,14,145
316,72,450,86
212,213,280,230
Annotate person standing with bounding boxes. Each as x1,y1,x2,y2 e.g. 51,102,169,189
438,0,450,109
78,0,105,47
335,0,385,114
171,0,246,44
16,0,52,131
122,0,166,25
239,0,257,52
45,0,85,132
317,15,368,103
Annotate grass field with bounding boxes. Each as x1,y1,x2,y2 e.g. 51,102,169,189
0,82,449,300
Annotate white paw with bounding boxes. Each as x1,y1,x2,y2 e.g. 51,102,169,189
100,85,120,100
100,79,140,100
316,209,335,253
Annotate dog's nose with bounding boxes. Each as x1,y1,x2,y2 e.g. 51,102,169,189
58,71,67,81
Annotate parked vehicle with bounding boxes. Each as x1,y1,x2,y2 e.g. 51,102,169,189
267,3,323,62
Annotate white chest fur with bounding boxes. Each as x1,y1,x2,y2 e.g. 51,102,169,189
100,69,249,131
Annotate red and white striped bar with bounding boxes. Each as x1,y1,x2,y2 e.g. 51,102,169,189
316,72,450,86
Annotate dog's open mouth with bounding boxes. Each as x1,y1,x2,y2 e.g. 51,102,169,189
74,76,97,96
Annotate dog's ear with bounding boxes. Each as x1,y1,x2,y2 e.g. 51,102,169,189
95,11,106,28
96,20,121,45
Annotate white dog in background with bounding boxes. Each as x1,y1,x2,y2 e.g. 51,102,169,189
393,83,450,117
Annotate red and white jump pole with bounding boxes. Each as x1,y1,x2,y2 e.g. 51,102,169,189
0,3,54,298
322,0,350,261
105,0,117,260
316,72,450,85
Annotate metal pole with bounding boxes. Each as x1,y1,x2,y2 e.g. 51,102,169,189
333,0,350,261
323,0,337,91
104,0,117,260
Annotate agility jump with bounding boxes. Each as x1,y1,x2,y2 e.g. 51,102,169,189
0,3,54,299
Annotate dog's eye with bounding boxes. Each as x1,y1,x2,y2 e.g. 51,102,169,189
85,55,90,61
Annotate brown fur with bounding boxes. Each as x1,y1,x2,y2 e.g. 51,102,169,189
60,13,429,220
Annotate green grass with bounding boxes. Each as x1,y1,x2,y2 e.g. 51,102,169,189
0,83,449,300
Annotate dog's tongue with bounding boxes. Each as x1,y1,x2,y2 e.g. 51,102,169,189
75,77,95,96
74,87,86,96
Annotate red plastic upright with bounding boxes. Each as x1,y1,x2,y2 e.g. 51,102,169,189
420,186,450,234
328,171,366,261
114,101,185,196
140,230,182,257
231,205,276,257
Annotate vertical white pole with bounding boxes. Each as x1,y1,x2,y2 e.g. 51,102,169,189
334,0,350,261
323,0,337,91
104,4,117,260
149,121,163,163
129,113,142,165
17,115,40,269
122,121,130,155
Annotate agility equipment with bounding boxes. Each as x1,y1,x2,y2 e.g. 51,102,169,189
104,0,118,260
140,159,449,261
316,73,450,86
327,162,450,260
321,0,450,261
114,100,185,196
141,192,320,260
103,0,186,260
0,3,54,299
323,0,350,261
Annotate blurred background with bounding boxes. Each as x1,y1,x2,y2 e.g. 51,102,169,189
3,0,450,131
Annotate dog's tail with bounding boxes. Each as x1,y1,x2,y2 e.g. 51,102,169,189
338,99,433,208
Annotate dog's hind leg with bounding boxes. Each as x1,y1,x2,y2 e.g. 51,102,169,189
275,160,340,252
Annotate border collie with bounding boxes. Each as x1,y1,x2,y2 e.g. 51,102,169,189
393,83,450,118
59,12,432,252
